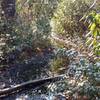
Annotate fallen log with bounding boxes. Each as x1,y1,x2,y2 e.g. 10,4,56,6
0,74,65,98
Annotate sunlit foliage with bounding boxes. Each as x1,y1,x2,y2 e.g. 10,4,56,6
51,0,91,36
86,12,100,56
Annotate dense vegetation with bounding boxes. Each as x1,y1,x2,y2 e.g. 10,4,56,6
0,0,100,99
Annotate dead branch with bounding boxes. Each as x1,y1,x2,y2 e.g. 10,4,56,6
0,74,64,98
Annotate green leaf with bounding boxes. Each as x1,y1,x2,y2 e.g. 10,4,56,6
90,23,96,31
95,14,100,23
93,29,97,37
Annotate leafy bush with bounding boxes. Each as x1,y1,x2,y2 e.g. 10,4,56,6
85,12,100,56
50,57,69,74
0,1,57,62
49,53,100,99
51,0,91,36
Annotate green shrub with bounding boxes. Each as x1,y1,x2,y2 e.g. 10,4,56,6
51,0,91,36
0,1,57,59
85,12,100,56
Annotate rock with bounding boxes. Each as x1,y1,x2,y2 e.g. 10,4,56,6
0,82,6,89
52,94,66,100
32,95,48,100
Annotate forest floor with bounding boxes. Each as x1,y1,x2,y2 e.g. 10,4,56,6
0,34,99,100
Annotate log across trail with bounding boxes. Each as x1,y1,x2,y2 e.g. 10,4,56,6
0,74,65,98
